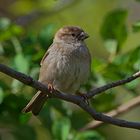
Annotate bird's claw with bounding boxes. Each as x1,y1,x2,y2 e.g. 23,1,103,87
77,92,89,105
48,83,55,93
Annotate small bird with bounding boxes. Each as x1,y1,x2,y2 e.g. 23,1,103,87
22,26,91,115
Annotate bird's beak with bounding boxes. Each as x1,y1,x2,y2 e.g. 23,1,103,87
79,32,89,40
84,32,89,39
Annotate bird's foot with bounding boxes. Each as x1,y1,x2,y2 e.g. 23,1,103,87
76,91,89,105
48,83,55,93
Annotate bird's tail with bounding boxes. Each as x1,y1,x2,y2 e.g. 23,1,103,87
22,91,47,115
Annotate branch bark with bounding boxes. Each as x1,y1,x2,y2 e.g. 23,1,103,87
86,71,140,98
80,95,140,131
1,63,140,130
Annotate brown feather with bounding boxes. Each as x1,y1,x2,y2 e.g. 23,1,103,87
22,91,48,115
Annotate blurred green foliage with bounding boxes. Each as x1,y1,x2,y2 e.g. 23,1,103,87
100,9,128,53
0,0,140,140
132,20,140,32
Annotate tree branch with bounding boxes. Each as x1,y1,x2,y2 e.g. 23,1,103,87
80,95,140,131
86,71,140,99
1,63,140,130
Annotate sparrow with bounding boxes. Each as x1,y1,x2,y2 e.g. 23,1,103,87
22,26,91,115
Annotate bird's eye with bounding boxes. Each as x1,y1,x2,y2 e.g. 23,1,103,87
71,33,75,37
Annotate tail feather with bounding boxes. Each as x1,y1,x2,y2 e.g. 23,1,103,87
22,91,48,115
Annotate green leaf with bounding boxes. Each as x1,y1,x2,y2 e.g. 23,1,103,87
0,94,26,123
0,80,10,90
52,117,71,140
92,92,116,112
70,110,90,129
75,131,104,140
0,18,23,41
104,39,117,54
125,78,140,90
91,58,106,73
13,125,36,140
0,87,4,104
132,20,140,32
10,24,23,35
0,29,13,41
19,114,31,124
100,9,128,52
113,46,140,73
11,79,22,93
13,53,29,73
12,53,29,92
38,24,55,48
0,17,11,30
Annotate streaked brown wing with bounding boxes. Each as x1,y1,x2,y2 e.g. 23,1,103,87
40,50,49,66
40,44,54,65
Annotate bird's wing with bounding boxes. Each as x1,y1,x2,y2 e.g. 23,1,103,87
40,44,54,66
40,50,49,66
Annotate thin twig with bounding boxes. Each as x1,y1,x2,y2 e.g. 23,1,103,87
80,95,140,131
1,63,140,130
86,71,140,98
